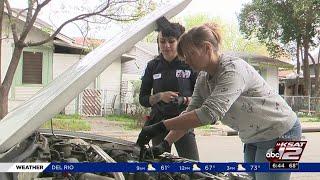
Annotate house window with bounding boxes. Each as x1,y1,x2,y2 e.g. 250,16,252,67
22,51,43,84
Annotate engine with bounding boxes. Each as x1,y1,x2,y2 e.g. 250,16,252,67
0,131,251,180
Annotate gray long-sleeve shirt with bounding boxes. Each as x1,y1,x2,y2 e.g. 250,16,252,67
187,54,296,143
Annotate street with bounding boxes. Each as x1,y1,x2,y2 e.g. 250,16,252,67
184,132,320,179
95,118,320,179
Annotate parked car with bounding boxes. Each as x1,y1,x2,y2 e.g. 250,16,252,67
0,128,251,180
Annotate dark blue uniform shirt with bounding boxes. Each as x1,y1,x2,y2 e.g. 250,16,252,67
139,55,197,123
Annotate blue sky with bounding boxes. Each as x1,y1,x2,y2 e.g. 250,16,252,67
9,0,251,39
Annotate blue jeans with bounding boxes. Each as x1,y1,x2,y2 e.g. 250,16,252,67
243,119,302,180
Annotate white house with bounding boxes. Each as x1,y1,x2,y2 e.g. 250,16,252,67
279,49,319,96
1,9,123,116
121,42,158,82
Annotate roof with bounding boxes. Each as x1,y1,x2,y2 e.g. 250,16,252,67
11,8,53,31
133,42,293,68
135,42,158,55
74,37,105,47
223,51,294,68
7,8,84,50
53,40,86,50
278,70,296,79
281,73,316,80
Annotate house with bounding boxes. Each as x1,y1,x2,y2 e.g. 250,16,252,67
279,50,319,96
121,42,158,82
121,42,294,93
1,9,123,116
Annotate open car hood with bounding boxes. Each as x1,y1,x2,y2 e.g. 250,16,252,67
0,0,192,153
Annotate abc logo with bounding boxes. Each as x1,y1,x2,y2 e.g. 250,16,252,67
265,148,280,161
266,141,307,162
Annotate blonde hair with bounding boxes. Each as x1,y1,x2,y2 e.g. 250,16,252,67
177,23,222,59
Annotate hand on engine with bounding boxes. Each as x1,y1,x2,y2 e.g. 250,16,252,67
136,121,168,147
146,140,171,157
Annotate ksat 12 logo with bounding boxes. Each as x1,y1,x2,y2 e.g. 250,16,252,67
266,141,307,162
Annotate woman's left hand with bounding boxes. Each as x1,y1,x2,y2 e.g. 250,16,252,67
136,121,168,147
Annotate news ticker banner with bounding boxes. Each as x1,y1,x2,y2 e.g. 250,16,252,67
2,162,320,173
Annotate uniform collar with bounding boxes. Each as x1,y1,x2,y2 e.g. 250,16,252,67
159,54,180,64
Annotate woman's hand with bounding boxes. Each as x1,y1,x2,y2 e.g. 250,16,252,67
146,140,171,157
160,91,179,103
136,121,168,147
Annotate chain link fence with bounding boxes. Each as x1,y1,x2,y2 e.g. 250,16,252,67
282,96,320,114
76,89,320,117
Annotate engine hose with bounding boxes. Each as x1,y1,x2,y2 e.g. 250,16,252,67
11,143,40,162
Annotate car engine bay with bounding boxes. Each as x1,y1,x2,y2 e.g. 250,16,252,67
0,130,251,180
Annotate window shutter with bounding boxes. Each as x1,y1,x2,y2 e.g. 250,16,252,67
22,51,43,84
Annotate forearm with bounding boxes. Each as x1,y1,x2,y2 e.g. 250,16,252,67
163,110,202,130
164,130,188,145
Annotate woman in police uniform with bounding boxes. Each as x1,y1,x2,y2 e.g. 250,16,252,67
138,17,199,160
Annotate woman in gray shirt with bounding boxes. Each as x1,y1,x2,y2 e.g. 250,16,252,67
136,23,301,180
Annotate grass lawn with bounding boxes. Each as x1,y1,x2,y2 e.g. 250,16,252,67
105,114,143,130
105,114,216,130
41,114,91,131
299,116,320,122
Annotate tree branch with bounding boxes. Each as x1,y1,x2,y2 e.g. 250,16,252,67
35,0,40,7
19,3,43,41
15,8,28,20
0,0,4,83
38,0,51,8
81,18,112,25
72,21,89,57
19,0,52,42
27,0,113,47
0,35,10,40
98,14,140,21
4,0,18,43
308,52,315,65
25,0,33,26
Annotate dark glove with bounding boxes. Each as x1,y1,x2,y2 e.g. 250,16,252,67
172,96,185,105
146,140,171,157
136,121,167,147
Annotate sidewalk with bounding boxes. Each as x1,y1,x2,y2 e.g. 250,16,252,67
86,117,320,138
197,121,320,136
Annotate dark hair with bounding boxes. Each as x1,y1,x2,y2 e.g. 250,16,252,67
177,23,222,59
156,17,185,39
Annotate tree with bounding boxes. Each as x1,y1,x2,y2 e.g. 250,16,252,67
238,0,319,96
309,47,320,96
0,0,4,84
0,0,154,119
183,14,269,54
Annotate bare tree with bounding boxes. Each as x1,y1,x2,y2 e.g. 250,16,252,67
294,40,301,96
308,47,320,97
0,0,154,119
